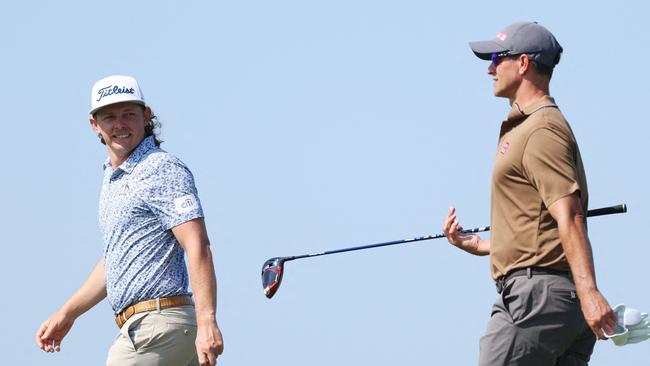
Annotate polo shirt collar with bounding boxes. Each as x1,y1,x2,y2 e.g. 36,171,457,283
102,136,156,173
500,95,558,136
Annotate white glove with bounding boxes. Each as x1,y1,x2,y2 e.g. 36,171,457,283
606,304,650,346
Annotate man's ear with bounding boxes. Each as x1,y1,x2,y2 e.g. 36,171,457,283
518,54,532,75
89,116,100,133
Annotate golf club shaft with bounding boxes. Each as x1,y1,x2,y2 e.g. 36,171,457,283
285,203,627,262
584,203,626,217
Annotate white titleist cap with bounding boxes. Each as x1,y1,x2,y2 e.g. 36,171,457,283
90,75,146,115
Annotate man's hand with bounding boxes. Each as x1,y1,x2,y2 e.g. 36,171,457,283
196,320,224,366
36,311,75,353
443,207,489,256
579,288,617,340
35,257,107,353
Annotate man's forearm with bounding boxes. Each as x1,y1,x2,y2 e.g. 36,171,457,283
474,238,491,256
186,244,218,323
549,195,599,294
172,219,219,323
549,193,616,339
458,236,491,256
557,213,598,295
61,257,107,318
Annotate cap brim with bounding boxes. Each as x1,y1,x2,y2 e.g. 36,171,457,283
90,99,146,115
469,40,509,60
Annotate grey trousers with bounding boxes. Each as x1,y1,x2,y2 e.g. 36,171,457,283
479,273,596,366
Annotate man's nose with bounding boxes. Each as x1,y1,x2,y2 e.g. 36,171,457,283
114,115,129,126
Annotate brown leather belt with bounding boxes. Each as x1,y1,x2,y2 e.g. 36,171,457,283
115,295,193,328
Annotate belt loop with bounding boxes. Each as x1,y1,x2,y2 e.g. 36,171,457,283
156,298,161,312
526,267,532,279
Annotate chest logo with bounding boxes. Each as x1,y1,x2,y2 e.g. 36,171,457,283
500,141,510,155
118,182,130,196
174,194,198,214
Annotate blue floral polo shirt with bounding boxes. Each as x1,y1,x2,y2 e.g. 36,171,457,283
99,136,204,314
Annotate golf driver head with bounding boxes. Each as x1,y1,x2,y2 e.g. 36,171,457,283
261,257,287,299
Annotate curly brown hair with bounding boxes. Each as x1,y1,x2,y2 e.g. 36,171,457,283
144,111,163,147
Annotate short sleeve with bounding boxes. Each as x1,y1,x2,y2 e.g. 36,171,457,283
522,128,581,208
140,157,204,230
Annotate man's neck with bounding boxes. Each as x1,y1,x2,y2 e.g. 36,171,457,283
109,154,129,170
509,79,550,111
511,90,548,111
108,147,138,169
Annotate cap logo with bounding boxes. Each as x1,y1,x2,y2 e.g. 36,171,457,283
96,85,136,102
496,32,507,41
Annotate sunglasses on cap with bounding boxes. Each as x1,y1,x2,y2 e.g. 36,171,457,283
490,51,517,66
491,52,541,67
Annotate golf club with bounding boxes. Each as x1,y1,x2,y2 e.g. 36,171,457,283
262,203,627,299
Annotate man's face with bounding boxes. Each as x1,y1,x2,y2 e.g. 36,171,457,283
488,54,522,99
90,102,150,161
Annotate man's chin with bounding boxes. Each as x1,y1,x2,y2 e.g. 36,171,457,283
109,141,136,154
493,89,510,99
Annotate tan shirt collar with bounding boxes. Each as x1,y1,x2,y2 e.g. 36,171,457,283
500,95,558,137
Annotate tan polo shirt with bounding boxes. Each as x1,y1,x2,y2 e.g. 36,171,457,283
490,95,588,281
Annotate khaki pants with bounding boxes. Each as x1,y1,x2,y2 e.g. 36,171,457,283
106,305,199,366
479,273,596,365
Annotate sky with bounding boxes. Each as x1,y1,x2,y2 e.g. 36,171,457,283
2,0,649,365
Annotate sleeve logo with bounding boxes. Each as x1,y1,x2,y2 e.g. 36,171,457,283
174,194,198,214
500,141,510,154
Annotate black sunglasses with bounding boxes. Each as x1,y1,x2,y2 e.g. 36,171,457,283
491,52,517,66
491,52,540,67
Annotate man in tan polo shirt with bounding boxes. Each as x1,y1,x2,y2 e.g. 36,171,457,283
442,22,617,365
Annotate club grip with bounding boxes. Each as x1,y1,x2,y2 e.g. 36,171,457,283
586,204,627,217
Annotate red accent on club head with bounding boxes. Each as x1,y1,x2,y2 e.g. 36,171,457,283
262,260,285,299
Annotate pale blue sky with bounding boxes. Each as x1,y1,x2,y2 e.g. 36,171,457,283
2,1,648,365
